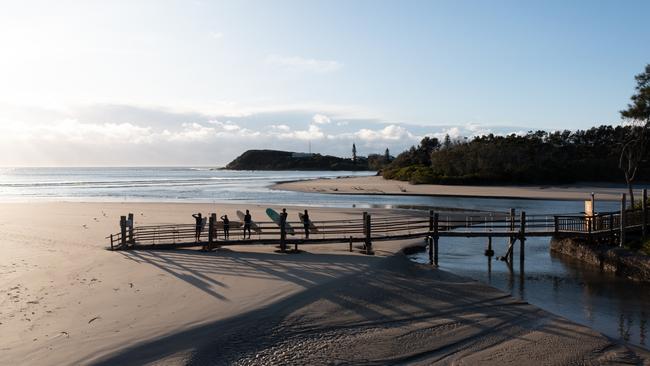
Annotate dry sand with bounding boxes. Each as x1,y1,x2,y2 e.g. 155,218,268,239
1,202,648,365
274,175,643,201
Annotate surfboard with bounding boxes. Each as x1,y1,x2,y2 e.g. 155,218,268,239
236,210,262,234
298,213,319,234
265,208,294,235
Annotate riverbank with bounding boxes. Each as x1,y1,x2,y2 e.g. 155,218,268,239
1,202,648,364
274,175,640,201
551,236,650,282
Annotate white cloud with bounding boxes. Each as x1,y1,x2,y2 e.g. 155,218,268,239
270,124,291,131
266,54,343,73
353,124,415,142
276,124,325,140
312,114,331,124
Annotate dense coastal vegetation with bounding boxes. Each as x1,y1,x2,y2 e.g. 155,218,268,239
382,126,650,185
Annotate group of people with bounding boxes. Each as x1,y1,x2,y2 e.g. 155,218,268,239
191,208,311,242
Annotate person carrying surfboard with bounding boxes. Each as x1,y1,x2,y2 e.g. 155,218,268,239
191,213,202,242
220,214,230,240
243,210,252,239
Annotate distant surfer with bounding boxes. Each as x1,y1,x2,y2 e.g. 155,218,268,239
192,213,202,242
302,210,310,239
221,214,230,240
243,210,252,239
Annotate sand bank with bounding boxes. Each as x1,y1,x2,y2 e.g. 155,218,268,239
274,175,642,201
1,202,647,365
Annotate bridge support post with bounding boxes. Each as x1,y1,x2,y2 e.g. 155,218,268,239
349,236,353,252
120,216,127,248
508,208,515,263
554,216,559,235
643,189,648,239
127,213,134,247
519,211,526,271
429,210,434,233
280,214,287,252
433,213,439,266
428,236,433,265
365,214,372,254
620,193,626,247
208,213,216,250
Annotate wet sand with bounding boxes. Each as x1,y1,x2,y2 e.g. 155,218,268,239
274,175,640,201
0,202,647,365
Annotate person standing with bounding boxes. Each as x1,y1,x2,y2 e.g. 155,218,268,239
192,213,203,242
243,209,252,239
302,209,310,239
220,214,230,240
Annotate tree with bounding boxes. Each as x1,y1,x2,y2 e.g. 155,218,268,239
443,134,452,149
384,148,390,163
352,143,357,163
620,64,650,206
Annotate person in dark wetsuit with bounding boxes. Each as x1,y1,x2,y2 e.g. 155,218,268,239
192,213,202,242
221,214,230,240
243,210,252,239
302,209,310,239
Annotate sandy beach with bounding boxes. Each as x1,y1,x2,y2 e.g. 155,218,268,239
274,175,642,201
1,202,648,365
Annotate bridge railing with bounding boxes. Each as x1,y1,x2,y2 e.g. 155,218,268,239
106,192,650,250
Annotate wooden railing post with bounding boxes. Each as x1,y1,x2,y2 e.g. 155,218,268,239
508,208,515,263
643,188,648,239
433,213,439,266
519,211,526,264
620,193,626,247
280,214,287,252
110,234,114,251
429,210,434,233
208,213,216,250
362,211,368,237
120,216,127,247
554,216,559,234
365,214,372,253
127,213,134,247
349,236,353,252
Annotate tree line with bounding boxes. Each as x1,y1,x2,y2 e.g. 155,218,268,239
382,63,650,202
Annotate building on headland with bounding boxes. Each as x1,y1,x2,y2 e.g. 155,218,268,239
291,152,315,159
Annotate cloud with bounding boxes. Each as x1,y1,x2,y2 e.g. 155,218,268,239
266,54,343,73
353,124,415,142
0,103,530,166
312,114,331,124
275,124,325,140
209,31,223,40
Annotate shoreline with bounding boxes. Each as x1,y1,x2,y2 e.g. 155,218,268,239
1,201,648,364
273,175,643,201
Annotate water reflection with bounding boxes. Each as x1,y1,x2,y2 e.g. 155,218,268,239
411,236,650,348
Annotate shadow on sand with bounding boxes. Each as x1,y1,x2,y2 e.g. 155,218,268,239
93,249,646,365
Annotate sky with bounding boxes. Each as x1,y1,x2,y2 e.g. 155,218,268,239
0,0,649,166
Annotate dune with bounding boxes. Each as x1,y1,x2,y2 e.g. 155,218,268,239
0,202,647,365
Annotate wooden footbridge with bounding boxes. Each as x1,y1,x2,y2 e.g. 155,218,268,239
108,192,649,266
